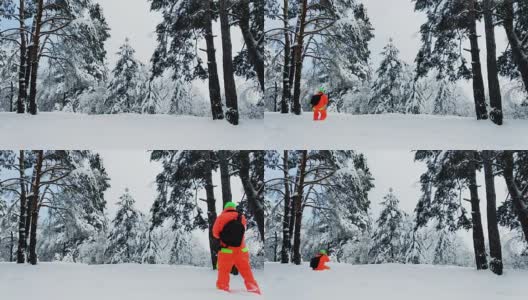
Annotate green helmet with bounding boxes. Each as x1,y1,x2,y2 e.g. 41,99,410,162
224,202,237,209
319,250,327,255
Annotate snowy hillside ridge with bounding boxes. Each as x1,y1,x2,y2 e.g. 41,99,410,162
0,263,264,300
0,112,265,149
264,262,528,300
264,112,528,149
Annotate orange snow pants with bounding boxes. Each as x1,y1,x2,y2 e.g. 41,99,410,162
217,247,259,291
314,254,331,271
314,109,327,121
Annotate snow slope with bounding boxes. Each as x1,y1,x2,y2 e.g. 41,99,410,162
0,263,264,300
2,112,528,149
0,113,265,149
263,262,528,300
264,112,528,149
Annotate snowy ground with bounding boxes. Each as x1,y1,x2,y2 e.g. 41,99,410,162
2,112,528,149
264,112,528,149
1,262,527,299
0,112,265,149
263,262,528,300
0,263,264,300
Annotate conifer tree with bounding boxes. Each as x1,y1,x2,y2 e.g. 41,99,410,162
500,0,528,95
106,189,144,264
369,40,412,114
415,0,488,120
150,0,224,120
105,39,147,114
415,151,488,270
369,189,407,263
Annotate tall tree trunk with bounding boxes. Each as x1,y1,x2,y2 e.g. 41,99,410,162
292,0,308,115
468,0,489,120
16,0,27,114
218,151,232,208
274,82,278,111
288,166,298,260
25,161,37,255
24,45,33,113
10,82,14,112
292,150,308,265
502,151,528,244
239,151,265,241
239,0,264,91
468,152,488,270
288,45,296,113
502,0,528,94
483,0,503,125
288,9,301,112
25,19,36,113
219,0,239,125
16,151,27,263
482,150,503,275
24,187,32,257
28,0,44,115
280,151,292,263
10,231,15,262
274,231,279,262
28,150,44,265
203,151,219,270
281,0,291,114
204,0,224,120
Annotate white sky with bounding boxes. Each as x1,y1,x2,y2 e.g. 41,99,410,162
364,150,510,247
95,0,245,65
363,0,511,98
98,150,161,217
366,150,425,214
363,0,425,67
99,150,245,216
95,0,247,99
363,0,510,64
366,150,508,218
98,150,246,248
96,0,160,65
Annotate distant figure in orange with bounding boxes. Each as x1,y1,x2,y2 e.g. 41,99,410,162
311,88,329,121
213,202,261,294
310,250,331,271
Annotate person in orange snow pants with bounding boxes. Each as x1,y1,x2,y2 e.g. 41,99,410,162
313,89,329,121
314,250,331,271
213,202,260,294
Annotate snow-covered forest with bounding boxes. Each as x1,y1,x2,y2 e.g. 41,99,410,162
2,0,528,299
264,150,528,274
265,0,528,123
0,150,265,268
0,0,264,124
